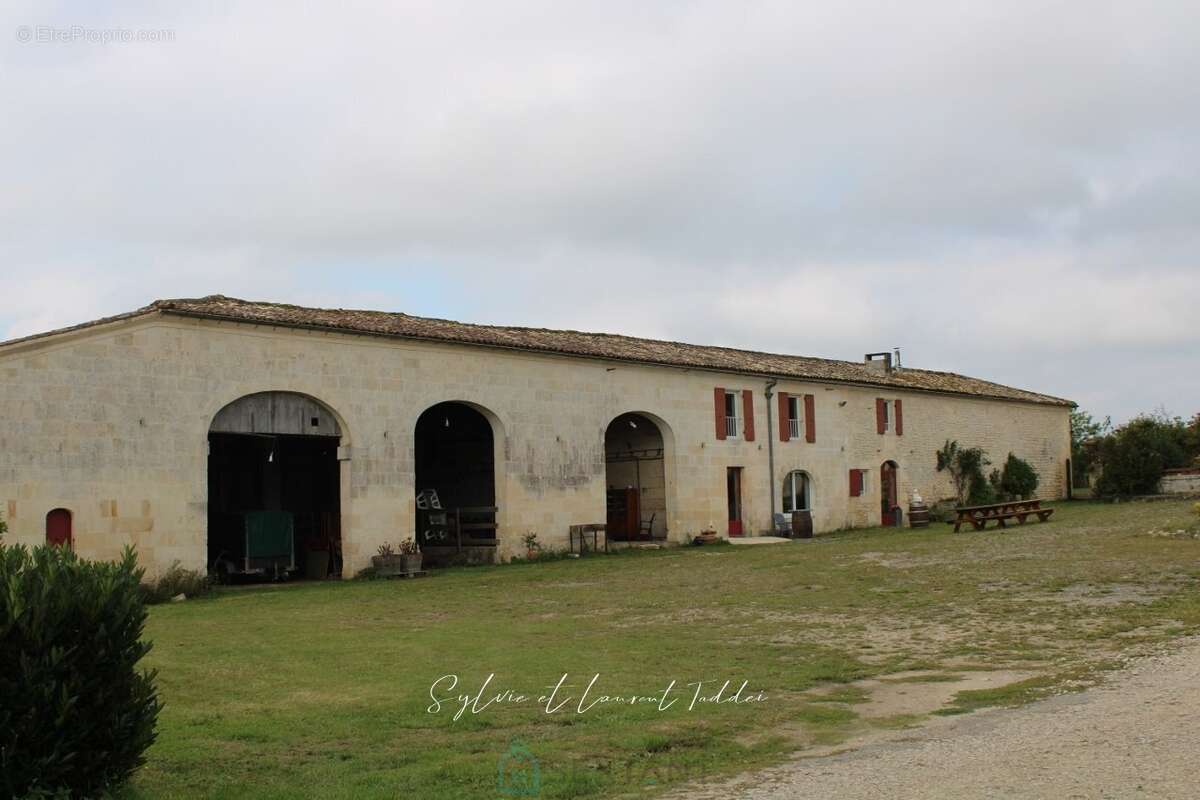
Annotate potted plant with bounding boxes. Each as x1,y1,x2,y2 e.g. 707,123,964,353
522,532,541,560
694,522,718,545
399,538,422,575
372,542,404,577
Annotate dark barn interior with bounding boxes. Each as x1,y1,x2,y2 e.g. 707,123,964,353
414,402,497,562
207,432,341,580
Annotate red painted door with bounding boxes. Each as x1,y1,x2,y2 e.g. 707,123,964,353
46,508,72,548
727,467,743,537
880,463,898,526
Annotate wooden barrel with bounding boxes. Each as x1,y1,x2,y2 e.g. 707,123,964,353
908,501,930,528
791,510,814,539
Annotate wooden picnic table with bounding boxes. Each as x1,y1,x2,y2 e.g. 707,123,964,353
953,499,1054,532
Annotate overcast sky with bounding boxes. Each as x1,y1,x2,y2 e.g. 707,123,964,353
2,2,1197,423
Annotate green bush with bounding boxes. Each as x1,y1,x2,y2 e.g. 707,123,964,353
139,560,212,604
1095,414,1194,496
999,453,1040,499
0,544,161,798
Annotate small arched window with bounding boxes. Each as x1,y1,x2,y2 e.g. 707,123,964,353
782,471,811,513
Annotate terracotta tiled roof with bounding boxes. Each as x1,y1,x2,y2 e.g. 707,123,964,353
3,294,1074,407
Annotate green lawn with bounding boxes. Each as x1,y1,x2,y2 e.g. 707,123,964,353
127,500,1200,799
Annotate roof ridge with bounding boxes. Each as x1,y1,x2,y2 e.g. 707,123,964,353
3,294,1074,407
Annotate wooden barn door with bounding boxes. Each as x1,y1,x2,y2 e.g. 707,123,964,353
727,467,744,537
46,508,72,548
880,462,898,526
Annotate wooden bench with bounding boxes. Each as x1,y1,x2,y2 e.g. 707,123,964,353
953,500,1054,532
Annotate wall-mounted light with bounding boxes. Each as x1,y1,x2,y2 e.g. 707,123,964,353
444,417,450,428
628,419,638,429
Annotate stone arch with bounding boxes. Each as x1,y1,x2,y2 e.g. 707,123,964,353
413,400,507,565
781,469,813,514
206,391,348,581
603,411,677,542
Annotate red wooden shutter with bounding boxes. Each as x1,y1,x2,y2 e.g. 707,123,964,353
742,389,755,441
849,469,863,497
876,398,886,435
895,398,903,436
714,387,727,440
778,392,790,442
804,394,816,443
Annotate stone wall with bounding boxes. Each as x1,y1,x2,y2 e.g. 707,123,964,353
0,314,1072,575
1160,469,1200,495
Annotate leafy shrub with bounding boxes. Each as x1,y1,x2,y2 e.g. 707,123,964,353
1095,414,1195,496
999,453,1040,499
0,544,161,798
140,560,212,604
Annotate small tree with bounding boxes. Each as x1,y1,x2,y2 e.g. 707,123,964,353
999,453,1040,499
0,544,161,798
936,440,991,505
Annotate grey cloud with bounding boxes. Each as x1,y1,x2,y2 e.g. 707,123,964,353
0,1,1196,422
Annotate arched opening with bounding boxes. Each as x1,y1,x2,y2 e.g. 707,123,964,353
46,508,72,548
880,460,899,526
415,401,499,566
207,392,343,581
605,413,668,541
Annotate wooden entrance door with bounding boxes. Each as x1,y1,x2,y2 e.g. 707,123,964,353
880,462,898,526
727,467,743,537
46,508,72,548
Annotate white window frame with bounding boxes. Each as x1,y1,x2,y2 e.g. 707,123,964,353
724,391,740,439
859,469,871,495
782,470,811,513
787,395,801,440
881,400,892,433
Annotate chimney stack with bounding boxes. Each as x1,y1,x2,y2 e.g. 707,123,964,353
864,352,893,374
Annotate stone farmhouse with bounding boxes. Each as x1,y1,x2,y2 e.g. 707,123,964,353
0,296,1073,577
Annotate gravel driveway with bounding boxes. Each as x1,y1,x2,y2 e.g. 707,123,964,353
670,638,1200,799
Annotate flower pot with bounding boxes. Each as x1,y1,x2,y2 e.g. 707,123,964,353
372,554,405,577
401,552,423,575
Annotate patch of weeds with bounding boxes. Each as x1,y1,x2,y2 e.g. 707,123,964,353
935,673,1074,715
638,733,673,753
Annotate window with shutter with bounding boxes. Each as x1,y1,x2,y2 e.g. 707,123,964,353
895,398,904,436
876,398,887,434
778,392,791,442
742,389,755,441
713,387,726,440
849,468,863,497
804,394,816,443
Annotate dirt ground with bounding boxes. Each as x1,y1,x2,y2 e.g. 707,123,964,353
669,637,1200,799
